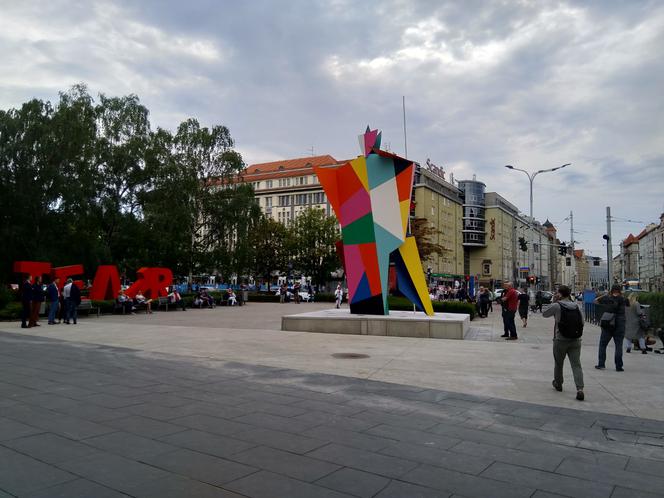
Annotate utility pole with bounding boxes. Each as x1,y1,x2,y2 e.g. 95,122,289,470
402,96,408,159
606,206,613,285
570,210,575,292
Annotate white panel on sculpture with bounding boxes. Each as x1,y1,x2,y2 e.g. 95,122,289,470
369,177,404,242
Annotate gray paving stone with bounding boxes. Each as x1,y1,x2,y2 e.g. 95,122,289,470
225,469,353,498
82,431,176,459
307,443,418,478
315,467,390,498
229,445,341,482
293,410,379,431
556,458,664,495
352,409,440,431
0,446,76,496
160,429,256,458
0,403,115,440
449,440,563,472
126,473,244,498
169,413,253,436
367,423,461,450
402,463,534,498
233,411,321,434
0,489,13,498
232,427,329,454
102,414,186,438
57,451,171,493
237,389,305,406
375,480,451,498
625,456,663,476
82,393,145,409
142,448,257,485
0,416,42,441
531,492,568,498
0,381,39,398
293,398,365,417
516,438,629,469
429,422,524,448
2,432,101,464
302,425,394,452
236,399,309,418
611,486,664,498
23,478,130,498
380,441,493,474
480,461,614,498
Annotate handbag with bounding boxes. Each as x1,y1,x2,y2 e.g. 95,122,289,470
600,311,616,330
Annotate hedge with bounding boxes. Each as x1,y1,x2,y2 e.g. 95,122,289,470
635,292,664,329
388,296,476,319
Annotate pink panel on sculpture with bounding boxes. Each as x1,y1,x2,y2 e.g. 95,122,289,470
363,129,378,155
340,187,371,227
343,244,364,300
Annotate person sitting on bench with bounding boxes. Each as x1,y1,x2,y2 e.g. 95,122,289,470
227,288,237,306
135,290,153,314
168,287,186,310
197,289,214,308
117,289,134,314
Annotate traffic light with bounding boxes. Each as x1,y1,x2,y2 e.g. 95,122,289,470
528,276,534,284
518,237,528,251
558,242,567,256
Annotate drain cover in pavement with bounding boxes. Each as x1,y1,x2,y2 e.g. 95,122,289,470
331,353,370,359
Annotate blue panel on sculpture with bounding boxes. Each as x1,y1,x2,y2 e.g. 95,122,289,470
366,154,397,190
394,253,426,312
351,272,372,303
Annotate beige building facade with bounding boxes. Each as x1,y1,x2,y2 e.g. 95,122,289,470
412,165,464,280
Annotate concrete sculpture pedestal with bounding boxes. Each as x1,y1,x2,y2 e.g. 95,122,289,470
282,308,470,339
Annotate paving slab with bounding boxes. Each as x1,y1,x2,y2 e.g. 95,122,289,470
0,304,664,497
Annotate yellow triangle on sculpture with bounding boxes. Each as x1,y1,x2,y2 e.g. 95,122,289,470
399,199,410,237
351,156,369,192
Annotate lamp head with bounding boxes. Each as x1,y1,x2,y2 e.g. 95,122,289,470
505,165,514,169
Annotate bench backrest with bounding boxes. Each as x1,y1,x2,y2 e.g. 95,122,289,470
78,300,92,309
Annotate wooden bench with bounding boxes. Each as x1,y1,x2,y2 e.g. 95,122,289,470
77,299,100,318
157,296,185,311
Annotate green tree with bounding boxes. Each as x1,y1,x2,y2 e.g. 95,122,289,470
289,208,340,286
249,216,291,285
410,217,448,263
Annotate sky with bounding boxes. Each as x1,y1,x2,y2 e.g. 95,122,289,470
1,0,663,259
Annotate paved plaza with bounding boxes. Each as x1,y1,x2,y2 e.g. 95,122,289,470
0,303,663,497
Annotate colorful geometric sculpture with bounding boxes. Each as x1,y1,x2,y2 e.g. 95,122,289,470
314,127,434,316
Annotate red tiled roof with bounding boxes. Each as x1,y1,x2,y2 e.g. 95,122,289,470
245,155,338,175
574,249,584,258
623,233,637,246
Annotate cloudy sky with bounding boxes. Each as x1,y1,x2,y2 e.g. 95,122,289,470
1,0,663,258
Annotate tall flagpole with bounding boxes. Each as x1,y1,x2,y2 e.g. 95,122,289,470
402,96,408,159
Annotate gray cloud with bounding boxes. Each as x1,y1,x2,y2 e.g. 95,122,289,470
0,0,662,258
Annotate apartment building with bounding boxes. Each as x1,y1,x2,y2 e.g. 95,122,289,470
242,155,344,224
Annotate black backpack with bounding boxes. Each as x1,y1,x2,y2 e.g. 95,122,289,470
558,304,584,339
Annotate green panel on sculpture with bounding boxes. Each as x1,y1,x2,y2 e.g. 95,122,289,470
341,212,375,245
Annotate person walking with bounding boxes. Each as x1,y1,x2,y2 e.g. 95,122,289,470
29,276,45,327
335,284,343,309
535,290,543,313
518,287,530,327
543,285,585,401
500,282,519,340
46,277,60,325
624,294,647,354
595,284,628,372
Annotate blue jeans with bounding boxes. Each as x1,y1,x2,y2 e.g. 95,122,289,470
598,327,624,369
47,300,59,323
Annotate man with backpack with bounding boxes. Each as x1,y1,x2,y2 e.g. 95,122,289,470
543,285,585,401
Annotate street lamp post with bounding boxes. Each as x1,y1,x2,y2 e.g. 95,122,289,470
505,163,570,288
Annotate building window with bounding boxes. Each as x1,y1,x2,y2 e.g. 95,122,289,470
431,207,435,215
266,197,272,208
266,180,273,188
482,263,492,275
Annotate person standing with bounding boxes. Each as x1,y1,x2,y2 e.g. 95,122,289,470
68,280,81,324
478,287,490,318
293,281,301,304
46,277,60,325
518,288,530,327
535,290,543,313
20,275,33,328
500,282,519,340
29,276,44,327
63,278,73,324
595,284,628,372
624,294,647,354
543,285,585,401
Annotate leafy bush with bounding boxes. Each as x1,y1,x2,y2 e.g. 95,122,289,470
637,292,664,329
0,287,14,309
0,302,22,320
388,296,476,319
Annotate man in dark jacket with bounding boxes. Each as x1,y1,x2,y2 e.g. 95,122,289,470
21,275,33,328
47,278,60,325
594,284,628,371
29,276,44,327
68,281,81,325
